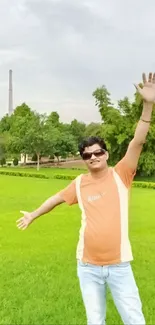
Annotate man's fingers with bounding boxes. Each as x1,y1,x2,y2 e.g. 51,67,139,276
22,225,27,230
148,72,152,82
17,223,25,229
16,211,31,230
17,220,25,226
142,73,147,84
17,220,27,228
20,210,27,215
16,218,23,223
16,219,26,227
16,211,29,230
18,224,27,230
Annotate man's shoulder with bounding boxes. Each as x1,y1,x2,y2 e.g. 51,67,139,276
76,173,91,185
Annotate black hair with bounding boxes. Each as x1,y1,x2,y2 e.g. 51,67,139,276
78,136,107,157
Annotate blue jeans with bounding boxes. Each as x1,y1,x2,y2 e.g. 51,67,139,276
77,261,145,325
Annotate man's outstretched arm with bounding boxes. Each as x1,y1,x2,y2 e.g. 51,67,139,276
124,72,155,171
16,179,77,230
16,194,65,230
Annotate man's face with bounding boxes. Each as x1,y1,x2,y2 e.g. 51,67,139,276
82,144,108,171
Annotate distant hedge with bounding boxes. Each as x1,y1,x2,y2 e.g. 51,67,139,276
1,170,155,189
53,174,76,180
0,170,48,179
132,181,155,190
0,170,76,180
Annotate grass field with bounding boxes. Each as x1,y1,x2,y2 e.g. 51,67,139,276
1,174,155,324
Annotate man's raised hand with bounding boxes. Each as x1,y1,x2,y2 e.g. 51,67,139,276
135,73,155,103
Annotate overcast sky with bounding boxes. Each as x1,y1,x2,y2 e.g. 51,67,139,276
0,0,155,123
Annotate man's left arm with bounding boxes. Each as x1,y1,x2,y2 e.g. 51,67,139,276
124,72,155,171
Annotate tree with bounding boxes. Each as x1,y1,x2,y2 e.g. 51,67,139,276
52,132,77,164
0,157,6,166
93,86,125,165
7,104,36,164
26,113,65,170
25,113,48,171
84,122,102,138
93,86,122,125
0,114,12,133
0,134,6,162
13,103,33,118
60,123,71,133
70,119,86,144
45,117,77,164
45,114,77,163
46,112,60,128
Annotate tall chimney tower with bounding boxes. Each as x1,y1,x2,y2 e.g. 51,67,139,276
8,69,13,116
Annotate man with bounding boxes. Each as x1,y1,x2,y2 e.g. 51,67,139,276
17,73,155,325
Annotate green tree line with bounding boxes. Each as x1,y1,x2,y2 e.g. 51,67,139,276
0,85,155,175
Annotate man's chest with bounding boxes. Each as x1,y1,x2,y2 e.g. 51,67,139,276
80,177,118,205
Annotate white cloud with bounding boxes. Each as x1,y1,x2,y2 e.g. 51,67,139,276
0,0,155,122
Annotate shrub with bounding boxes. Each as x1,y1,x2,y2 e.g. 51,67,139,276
138,152,155,176
49,154,55,160
132,181,155,190
0,170,49,179
31,153,38,161
13,158,19,166
53,174,77,180
0,157,6,166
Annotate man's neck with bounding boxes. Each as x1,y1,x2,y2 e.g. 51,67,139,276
90,166,109,180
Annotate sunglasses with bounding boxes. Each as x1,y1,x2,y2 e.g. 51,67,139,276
82,149,106,161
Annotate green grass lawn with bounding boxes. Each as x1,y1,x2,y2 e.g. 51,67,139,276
0,175,155,324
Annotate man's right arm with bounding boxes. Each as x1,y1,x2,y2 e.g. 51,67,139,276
17,194,65,230
31,193,65,219
17,179,78,230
